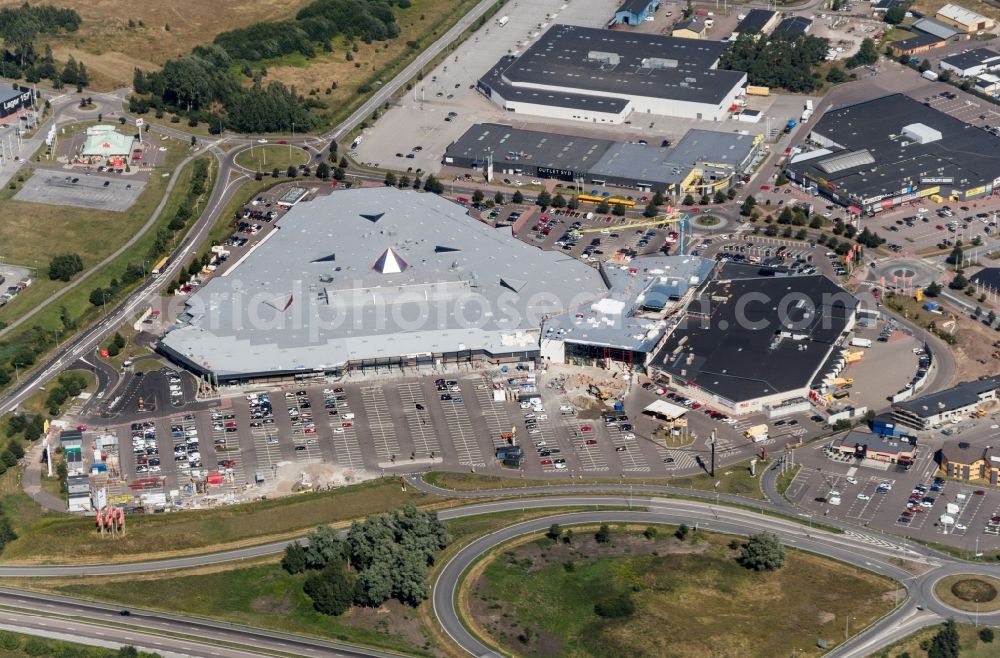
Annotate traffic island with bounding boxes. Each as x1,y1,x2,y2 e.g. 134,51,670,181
934,574,1000,613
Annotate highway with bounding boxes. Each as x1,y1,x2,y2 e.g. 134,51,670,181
0,485,996,657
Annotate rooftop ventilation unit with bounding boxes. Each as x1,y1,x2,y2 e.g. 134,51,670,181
640,57,678,70
587,51,621,67
902,123,942,145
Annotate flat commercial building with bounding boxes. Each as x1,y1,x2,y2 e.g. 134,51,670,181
612,0,659,25
888,32,947,57
541,255,716,368
831,430,917,465
732,9,779,37
773,16,812,35
892,375,1000,429
784,94,1000,213
936,3,995,33
939,48,1000,77
443,123,761,197
940,440,1000,485
650,273,859,415
0,85,33,125
477,24,747,124
159,188,609,381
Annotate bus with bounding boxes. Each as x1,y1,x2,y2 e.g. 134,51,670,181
151,256,169,277
575,194,636,208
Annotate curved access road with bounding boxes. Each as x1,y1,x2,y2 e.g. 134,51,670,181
429,501,1000,658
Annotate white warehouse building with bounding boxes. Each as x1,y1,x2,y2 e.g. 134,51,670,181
477,24,747,124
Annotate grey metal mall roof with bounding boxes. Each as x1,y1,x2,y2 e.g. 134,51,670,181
159,188,608,377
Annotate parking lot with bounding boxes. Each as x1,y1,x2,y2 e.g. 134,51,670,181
15,172,146,211
783,434,1000,551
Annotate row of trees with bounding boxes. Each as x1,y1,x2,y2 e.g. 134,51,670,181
130,0,407,132
0,3,82,86
43,371,89,416
282,504,449,615
720,32,830,92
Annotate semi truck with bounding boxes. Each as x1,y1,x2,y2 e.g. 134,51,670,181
744,424,769,443
746,85,770,96
850,337,872,348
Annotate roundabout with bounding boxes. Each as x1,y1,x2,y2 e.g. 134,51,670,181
233,143,310,173
934,574,1000,613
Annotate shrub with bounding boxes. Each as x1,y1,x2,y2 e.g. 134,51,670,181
594,592,635,618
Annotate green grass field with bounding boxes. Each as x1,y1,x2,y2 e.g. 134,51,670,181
234,144,309,173
0,477,432,563
0,631,160,657
23,509,597,657
469,528,896,658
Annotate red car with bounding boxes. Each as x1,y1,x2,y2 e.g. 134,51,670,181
76,424,88,431
540,459,553,466
690,207,701,212
580,425,593,433
342,422,354,429
691,402,702,409
974,490,986,495
936,225,945,230
760,184,770,191
585,439,597,445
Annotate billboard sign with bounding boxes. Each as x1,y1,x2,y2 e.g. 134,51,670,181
0,89,33,118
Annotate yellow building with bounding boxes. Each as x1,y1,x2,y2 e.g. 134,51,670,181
672,18,707,39
936,3,995,33
940,440,1000,486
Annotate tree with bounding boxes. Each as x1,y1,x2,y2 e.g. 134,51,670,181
611,203,626,216
652,191,665,206
713,190,726,204
596,200,610,214
546,523,562,541
885,5,907,24
471,189,484,205
682,193,695,206
644,201,660,218
282,541,308,573
987,310,997,326
809,215,823,229
949,271,968,290
47,253,83,281
738,532,786,571
595,524,611,543
925,281,942,297
979,627,994,643
113,332,126,349
423,175,443,194
303,525,347,569
740,195,756,216
536,190,552,207
939,70,952,83
512,190,524,204
552,193,567,208
826,66,847,83
847,38,879,69
384,171,396,187
918,58,932,73
316,162,330,179
494,190,504,205
927,619,960,658
304,563,356,616
675,523,690,541
398,176,410,189
947,244,964,266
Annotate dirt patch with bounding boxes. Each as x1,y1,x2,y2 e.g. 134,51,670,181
816,611,835,626
341,599,433,655
250,594,295,615
951,578,998,603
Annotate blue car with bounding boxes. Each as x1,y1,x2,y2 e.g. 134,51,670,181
453,397,463,403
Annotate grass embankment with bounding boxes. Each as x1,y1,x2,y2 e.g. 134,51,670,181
0,630,161,658
0,477,432,564
775,464,801,498
0,147,214,401
233,144,309,173
934,574,1000,613
0,136,186,332
18,508,603,658
425,461,767,500
878,621,998,658
467,527,897,658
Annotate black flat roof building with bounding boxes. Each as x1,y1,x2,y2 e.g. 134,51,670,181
734,9,777,35
893,376,1000,428
785,94,1000,210
477,24,747,122
651,274,858,411
773,16,812,35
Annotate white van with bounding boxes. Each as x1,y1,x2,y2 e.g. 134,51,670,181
343,413,355,420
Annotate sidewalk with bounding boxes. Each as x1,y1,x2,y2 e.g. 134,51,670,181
21,442,67,512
